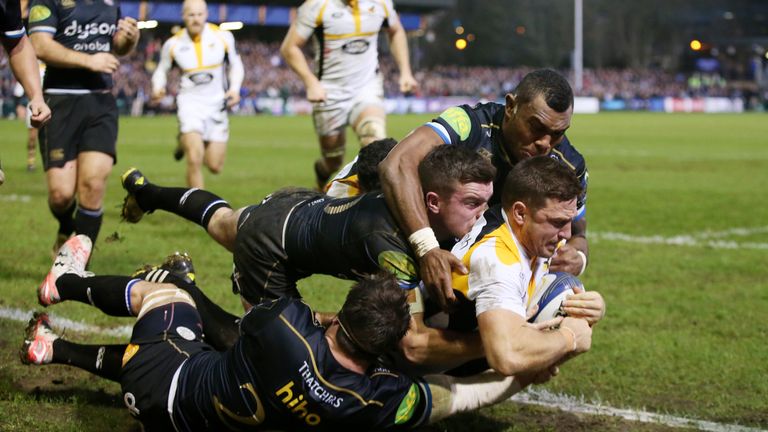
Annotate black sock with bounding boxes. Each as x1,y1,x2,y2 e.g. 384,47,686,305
57,274,135,316
137,185,230,229
74,205,103,245
50,201,76,236
51,340,125,382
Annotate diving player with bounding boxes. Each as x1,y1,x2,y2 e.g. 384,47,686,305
151,0,244,188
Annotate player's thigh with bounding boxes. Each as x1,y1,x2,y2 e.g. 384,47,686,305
38,94,82,171
45,161,77,204
75,151,114,206
312,98,349,143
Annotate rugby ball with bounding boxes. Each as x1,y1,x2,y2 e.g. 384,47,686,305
527,272,584,324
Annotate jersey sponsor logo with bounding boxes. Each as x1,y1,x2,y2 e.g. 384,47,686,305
29,5,52,22
275,380,323,426
341,39,370,55
377,251,417,284
73,40,111,52
298,361,344,408
331,11,344,18
214,382,266,427
394,383,420,425
188,72,214,85
439,107,471,141
121,343,139,366
63,20,117,40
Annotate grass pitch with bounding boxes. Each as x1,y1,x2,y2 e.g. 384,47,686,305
0,112,766,431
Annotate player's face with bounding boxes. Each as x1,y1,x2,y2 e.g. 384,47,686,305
521,197,576,258
183,1,208,36
435,181,493,239
503,94,572,162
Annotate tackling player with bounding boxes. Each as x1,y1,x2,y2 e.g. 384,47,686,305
120,145,494,369
151,0,244,188
22,237,562,431
28,0,138,253
379,69,591,311
280,0,418,190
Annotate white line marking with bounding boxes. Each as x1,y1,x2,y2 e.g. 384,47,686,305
0,194,32,203
0,306,131,337
513,388,766,432
2,306,765,431
592,226,768,250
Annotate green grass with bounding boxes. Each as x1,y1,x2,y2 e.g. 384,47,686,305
0,112,766,430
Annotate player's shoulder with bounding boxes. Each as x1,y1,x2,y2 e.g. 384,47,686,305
550,135,587,174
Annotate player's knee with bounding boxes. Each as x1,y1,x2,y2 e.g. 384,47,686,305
48,190,75,209
355,116,386,146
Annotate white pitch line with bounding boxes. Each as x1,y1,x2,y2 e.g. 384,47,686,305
592,226,768,250
0,306,132,338
2,306,764,431
512,388,766,432
0,193,32,203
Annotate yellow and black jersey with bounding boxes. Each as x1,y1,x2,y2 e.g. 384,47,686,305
172,297,431,430
427,102,589,220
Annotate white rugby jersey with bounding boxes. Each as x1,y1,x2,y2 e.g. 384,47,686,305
294,0,397,92
152,23,244,102
451,206,549,318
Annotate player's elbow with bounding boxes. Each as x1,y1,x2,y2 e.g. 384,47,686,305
486,351,529,377
400,331,430,365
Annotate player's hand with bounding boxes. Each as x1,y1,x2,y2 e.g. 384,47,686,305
419,248,465,313
150,89,166,105
549,243,586,275
88,52,120,73
116,17,140,45
225,89,241,109
563,287,605,326
560,317,592,354
306,82,326,103
27,97,51,128
399,73,418,94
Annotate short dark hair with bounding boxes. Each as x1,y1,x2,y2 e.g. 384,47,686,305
501,156,582,212
418,145,496,198
514,69,574,113
358,138,398,192
336,272,410,361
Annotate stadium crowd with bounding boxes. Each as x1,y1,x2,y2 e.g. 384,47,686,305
0,36,753,117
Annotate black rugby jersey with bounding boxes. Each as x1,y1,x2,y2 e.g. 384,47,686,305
1,0,24,39
284,192,420,289
428,102,589,219
27,0,120,90
172,298,431,431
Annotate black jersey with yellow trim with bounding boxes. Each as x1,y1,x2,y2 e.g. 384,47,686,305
284,192,419,289
172,297,431,431
27,0,120,90
427,102,588,218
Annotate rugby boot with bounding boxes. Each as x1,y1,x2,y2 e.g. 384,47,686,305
0,159,5,186
20,312,58,365
120,167,151,223
132,252,196,285
39,234,92,306
51,232,70,260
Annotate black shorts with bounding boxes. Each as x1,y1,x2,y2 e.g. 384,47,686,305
120,302,212,431
39,92,118,170
232,189,322,304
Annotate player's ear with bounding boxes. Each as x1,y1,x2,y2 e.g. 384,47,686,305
424,191,441,214
505,93,518,118
510,201,527,225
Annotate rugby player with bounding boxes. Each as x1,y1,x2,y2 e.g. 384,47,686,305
435,156,604,377
120,145,495,369
22,238,559,430
280,0,418,189
151,0,244,189
28,0,138,253
325,137,398,197
379,69,591,311
0,0,51,185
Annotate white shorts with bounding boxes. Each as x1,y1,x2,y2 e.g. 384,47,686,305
177,96,229,143
312,75,384,137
